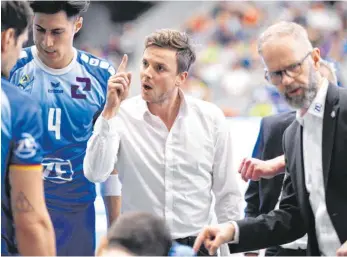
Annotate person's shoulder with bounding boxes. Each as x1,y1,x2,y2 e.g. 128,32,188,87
262,111,296,129
1,78,40,113
186,96,224,118
76,49,115,82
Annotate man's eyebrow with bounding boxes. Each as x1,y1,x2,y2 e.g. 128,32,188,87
34,24,65,32
34,24,45,30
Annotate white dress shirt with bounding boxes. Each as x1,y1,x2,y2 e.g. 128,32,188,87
84,90,243,239
297,78,341,256
231,79,341,255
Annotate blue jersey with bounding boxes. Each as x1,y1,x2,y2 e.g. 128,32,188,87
10,46,115,211
1,77,43,255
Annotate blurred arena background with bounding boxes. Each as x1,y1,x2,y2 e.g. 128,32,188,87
22,0,345,250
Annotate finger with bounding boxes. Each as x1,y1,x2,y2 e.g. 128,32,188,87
241,159,251,181
204,239,213,250
108,83,124,97
245,164,254,181
123,82,130,98
111,77,128,88
127,72,132,86
109,73,130,85
117,54,128,73
252,167,261,181
336,249,347,256
210,235,224,255
238,158,246,173
193,229,210,253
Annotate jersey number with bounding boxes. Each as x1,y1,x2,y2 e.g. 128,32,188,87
48,108,61,140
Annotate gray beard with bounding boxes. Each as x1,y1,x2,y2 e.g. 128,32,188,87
284,66,319,109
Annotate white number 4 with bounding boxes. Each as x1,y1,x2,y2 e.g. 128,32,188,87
48,108,61,140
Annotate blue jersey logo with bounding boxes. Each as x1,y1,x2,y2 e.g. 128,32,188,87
48,82,63,94
14,133,39,159
42,158,74,184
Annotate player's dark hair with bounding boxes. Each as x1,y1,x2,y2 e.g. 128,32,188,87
107,212,172,256
29,1,89,18
1,1,33,39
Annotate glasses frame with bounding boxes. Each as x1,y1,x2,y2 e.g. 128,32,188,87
265,51,312,86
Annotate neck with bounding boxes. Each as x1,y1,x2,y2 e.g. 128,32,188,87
148,87,181,126
1,69,8,79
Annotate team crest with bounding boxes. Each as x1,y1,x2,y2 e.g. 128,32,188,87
18,74,34,92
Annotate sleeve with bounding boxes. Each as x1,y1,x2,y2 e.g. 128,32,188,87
98,62,116,112
228,131,306,253
212,108,243,223
83,114,121,183
11,103,43,167
244,119,265,218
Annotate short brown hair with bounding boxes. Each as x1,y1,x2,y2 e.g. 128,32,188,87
145,29,196,74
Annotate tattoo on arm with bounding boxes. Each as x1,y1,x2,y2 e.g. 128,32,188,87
13,191,34,213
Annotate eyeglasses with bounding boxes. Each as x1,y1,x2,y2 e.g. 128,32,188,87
265,51,312,86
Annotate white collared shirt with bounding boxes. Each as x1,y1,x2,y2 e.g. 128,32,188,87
84,90,243,239
231,80,341,254
297,78,341,255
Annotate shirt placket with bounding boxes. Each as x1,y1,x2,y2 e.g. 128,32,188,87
164,129,175,230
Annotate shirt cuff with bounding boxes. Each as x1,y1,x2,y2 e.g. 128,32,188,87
94,114,118,136
228,221,240,244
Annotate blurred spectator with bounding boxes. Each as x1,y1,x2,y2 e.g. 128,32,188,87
181,1,346,117
76,1,346,117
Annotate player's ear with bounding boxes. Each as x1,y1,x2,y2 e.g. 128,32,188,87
74,16,83,34
1,28,15,53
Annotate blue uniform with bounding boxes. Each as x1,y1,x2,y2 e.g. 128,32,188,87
10,46,115,255
1,77,44,255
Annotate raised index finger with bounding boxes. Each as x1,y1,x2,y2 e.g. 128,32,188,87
117,54,128,73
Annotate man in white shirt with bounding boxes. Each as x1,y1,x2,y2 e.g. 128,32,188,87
193,21,347,256
83,29,243,256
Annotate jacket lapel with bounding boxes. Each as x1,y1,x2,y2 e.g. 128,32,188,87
291,122,311,218
322,84,339,189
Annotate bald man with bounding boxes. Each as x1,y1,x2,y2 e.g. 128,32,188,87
193,21,347,256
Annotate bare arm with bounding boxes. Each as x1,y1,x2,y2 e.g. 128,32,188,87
10,165,56,256
103,196,121,227
102,169,122,227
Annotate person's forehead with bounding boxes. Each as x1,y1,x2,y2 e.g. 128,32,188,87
33,11,72,28
143,46,176,63
261,37,307,70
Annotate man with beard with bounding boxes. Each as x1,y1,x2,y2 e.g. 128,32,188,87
193,21,347,256
84,29,242,256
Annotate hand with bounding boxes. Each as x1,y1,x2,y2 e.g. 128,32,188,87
337,241,347,256
238,156,284,182
103,54,132,119
193,223,235,256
